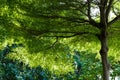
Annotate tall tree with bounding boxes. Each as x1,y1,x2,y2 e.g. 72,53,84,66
0,0,120,80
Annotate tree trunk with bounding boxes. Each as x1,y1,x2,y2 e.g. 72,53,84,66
99,29,111,80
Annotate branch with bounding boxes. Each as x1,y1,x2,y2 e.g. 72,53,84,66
112,7,118,16
86,0,100,29
21,11,89,23
87,0,92,20
12,21,98,39
106,0,114,22
15,19,82,35
67,1,88,16
47,37,59,49
21,26,98,38
19,10,100,29
16,19,98,38
89,20,100,29
99,0,109,25
16,24,96,38
40,14,101,29
108,15,120,26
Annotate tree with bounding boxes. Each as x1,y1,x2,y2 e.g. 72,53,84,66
0,0,120,80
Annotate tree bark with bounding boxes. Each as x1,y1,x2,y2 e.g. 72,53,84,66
99,29,111,80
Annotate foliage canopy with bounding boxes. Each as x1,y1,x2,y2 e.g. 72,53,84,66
0,0,120,80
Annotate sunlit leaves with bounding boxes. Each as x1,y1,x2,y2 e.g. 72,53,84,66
113,0,120,15
0,0,120,79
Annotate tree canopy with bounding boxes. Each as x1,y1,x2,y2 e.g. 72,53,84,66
0,0,120,80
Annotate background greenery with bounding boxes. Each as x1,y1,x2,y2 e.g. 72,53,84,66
0,0,120,80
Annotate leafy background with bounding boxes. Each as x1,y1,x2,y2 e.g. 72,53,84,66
0,0,120,80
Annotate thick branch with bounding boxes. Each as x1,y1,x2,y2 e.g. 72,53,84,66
106,0,114,22
100,0,108,24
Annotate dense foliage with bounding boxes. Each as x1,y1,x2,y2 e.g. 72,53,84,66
0,0,120,80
